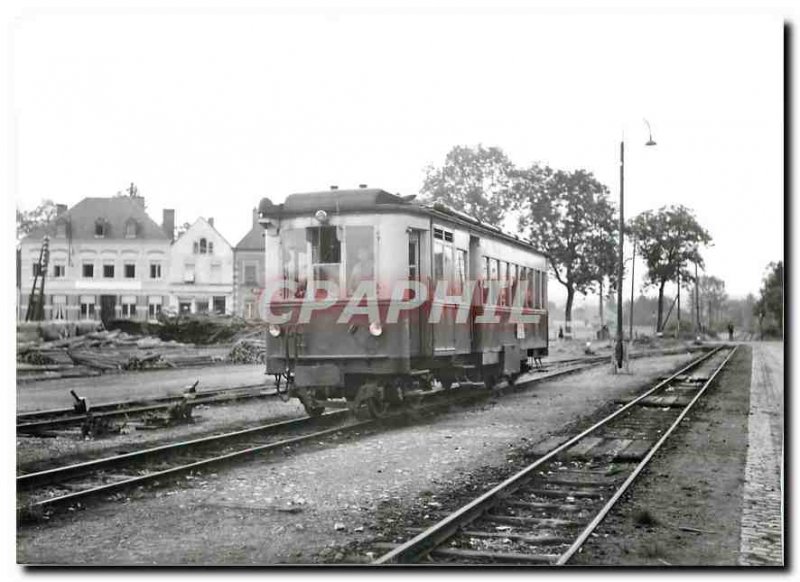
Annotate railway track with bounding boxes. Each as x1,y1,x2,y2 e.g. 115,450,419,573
17,351,619,519
16,383,276,435
372,344,737,565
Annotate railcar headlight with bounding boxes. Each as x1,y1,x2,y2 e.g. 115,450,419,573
268,324,282,338
368,321,383,337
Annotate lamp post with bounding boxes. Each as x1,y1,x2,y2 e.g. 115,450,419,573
615,120,657,369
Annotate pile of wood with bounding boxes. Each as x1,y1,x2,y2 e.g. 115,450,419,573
17,329,229,382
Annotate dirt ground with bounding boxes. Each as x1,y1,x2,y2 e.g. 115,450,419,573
570,344,754,566
18,352,696,565
16,364,268,412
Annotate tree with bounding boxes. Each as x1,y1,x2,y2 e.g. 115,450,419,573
17,199,58,243
514,166,617,334
629,205,712,332
693,275,727,332
421,145,514,225
754,261,783,337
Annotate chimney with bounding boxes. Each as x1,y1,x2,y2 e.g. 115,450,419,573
252,207,258,226
162,209,175,241
208,217,214,228
56,204,67,216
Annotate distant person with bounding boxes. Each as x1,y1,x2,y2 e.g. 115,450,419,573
558,326,564,340
728,323,734,341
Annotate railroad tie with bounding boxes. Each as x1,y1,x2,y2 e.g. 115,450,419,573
430,547,560,564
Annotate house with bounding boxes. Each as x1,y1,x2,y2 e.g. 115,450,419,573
166,217,233,315
18,196,174,324
233,208,266,320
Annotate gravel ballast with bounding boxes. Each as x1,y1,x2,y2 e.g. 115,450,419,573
18,353,696,565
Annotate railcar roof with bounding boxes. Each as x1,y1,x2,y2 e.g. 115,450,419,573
260,188,547,258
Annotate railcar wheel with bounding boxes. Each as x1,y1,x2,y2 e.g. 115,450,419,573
302,402,325,417
366,396,391,419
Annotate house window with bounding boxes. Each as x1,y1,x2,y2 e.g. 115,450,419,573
103,264,115,278
184,264,195,283
53,264,66,278
149,263,162,279
244,263,257,285
82,263,94,278
124,220,137,238
179,301,192,314
32,263,45,277
208,242,214,255
124,263,136,278
199,238,207,254
148,296,162,319
213,296,226,314
121,296,137,318
95,220,106,237
195,299,209,314
52,295,67,320
244,300,255,319
193,241,199,254
80,295,96,319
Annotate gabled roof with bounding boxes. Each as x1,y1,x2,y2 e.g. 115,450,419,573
174,217,233,250
235,223,265,251
21,197,169,243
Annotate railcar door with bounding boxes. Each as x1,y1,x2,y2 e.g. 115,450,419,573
408,229,423,355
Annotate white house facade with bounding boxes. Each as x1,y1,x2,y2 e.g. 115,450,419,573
166,217,234,315
18,196,174,324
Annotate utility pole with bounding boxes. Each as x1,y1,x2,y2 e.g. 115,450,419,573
694,261,701,334
615,141,625,368
676,271,681,339
629,240,636,340
599,280,604,330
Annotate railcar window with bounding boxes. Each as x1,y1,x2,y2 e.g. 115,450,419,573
455,249,467,295
528,269,535,308
408,237,419,280
308,226,341,292
541,270,548,308
488,258,500,304
280,229,309,298
433,227,455,298
510,264,519,305
346,226,375,295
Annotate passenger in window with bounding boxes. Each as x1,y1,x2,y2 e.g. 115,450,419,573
348,247,374,294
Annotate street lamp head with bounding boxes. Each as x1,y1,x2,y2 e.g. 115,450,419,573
643,118,657,146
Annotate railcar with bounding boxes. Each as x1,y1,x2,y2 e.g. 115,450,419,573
257,188,548,417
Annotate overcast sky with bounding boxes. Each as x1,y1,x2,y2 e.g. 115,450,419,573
9,2,785,302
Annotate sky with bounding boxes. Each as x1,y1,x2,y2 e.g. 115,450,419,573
8,1,786,304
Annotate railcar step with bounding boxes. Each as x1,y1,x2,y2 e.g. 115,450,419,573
455,381,487,389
